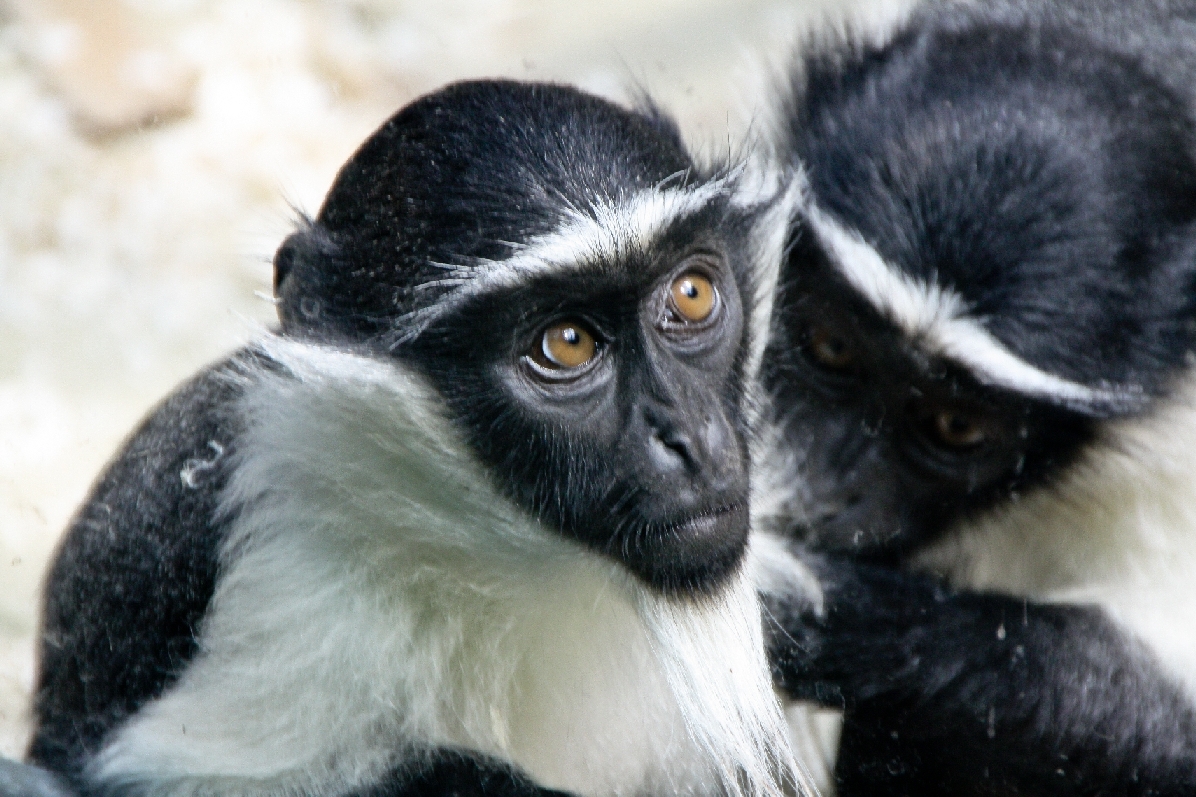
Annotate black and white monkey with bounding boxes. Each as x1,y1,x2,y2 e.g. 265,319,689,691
23,79,813,797
757,0,1196,795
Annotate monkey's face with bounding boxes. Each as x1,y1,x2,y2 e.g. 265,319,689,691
276,81,778,594
409,211,755,595
763,18,1196,560
762,233,1094,561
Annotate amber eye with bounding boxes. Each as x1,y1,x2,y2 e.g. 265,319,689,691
670,272,716,323
533,321,597,370
933,409,987,449
807,324,856,370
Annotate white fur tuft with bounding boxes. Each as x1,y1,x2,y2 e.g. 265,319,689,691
745,529,838,797
636,569,812,797
740,175,805,428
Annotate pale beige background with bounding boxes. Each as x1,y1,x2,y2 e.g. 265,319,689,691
0,0,910,758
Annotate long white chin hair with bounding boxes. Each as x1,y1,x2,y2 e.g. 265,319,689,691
635,566,813,797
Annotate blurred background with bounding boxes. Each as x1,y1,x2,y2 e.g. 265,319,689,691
0,0,911,757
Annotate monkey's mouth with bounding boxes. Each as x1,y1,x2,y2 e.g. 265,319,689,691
620,501,750,594
665,502,746,539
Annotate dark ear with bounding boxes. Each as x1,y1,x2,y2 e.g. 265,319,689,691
273,223,341,335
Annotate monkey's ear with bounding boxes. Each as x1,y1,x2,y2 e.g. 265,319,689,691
273,223,340,334
273,232,299,297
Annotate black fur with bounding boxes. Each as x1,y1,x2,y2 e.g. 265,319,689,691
353,752,572,797
28,79,773,796
274,79,693,344
29,358,247,785
785,2,1196,397
764,1,1196,794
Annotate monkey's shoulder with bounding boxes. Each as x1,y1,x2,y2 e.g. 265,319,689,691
48,350,256,586
31,350,257,775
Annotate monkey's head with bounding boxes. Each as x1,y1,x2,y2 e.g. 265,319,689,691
760,17,1196,561
272,80,783,595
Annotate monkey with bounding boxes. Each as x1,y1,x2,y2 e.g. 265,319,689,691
22,79,814,797
754,0,1196,794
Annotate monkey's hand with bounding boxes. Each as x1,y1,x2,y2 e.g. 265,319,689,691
351,751,575,797
763,552,951,707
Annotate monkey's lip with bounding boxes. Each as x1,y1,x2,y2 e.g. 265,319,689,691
665,502,747,538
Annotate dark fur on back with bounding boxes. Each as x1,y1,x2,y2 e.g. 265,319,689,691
29,358,249,781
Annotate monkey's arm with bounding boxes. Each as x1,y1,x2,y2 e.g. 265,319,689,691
350,752,574,797
765,555,1196,797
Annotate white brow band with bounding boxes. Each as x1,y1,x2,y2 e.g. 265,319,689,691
804,205,1142,412
391,174,745,345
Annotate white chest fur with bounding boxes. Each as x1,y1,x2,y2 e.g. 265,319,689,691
90,340,799,797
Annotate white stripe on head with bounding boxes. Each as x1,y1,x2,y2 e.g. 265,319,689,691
804,205,1141,411
392,175,743,344
740,170,805,406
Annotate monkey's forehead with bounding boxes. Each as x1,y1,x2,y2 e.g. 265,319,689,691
783,17,1196,414
794,203,1148,416
317,80,701,268
389,173,772,344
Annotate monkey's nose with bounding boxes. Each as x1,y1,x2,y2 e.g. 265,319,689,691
640,402,743,487
646,411,700,474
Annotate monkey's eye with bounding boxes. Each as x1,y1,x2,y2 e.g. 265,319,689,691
530,320,598,371
669,272,716,323
904,393,1029,481
933,409,987,449
807,324,856,369
909,398,995,453
659,263,722,336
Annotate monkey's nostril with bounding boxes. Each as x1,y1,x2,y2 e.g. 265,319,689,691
640,402,702,473
663,427,694,456
650,426,698,473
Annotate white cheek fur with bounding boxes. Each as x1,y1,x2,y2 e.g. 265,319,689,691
89,336,807,797
915,372,1196,702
